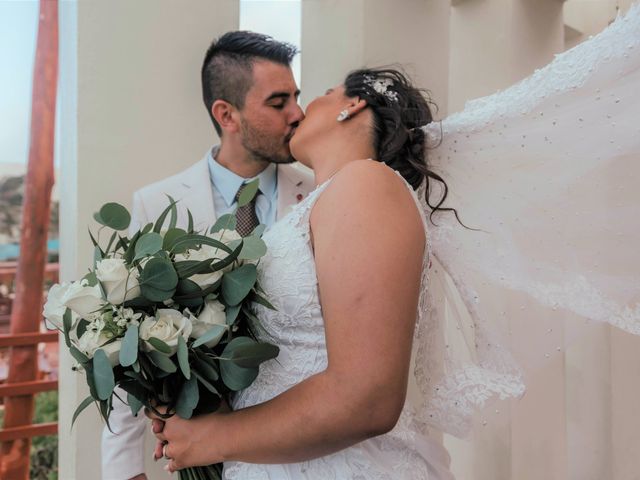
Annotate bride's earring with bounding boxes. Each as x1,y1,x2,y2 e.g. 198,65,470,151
337,110,349,122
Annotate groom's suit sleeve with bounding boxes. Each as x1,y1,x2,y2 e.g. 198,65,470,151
100,190,149,480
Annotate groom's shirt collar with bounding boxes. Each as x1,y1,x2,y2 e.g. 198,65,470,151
207,146,277,208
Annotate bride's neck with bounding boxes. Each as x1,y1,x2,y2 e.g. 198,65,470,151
308,137,376,185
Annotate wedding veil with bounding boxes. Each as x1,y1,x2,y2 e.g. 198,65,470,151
412,3,640,437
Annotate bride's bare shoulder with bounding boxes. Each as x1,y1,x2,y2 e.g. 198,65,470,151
311,159,422,232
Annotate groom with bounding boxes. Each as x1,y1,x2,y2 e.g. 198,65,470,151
101,31,313,480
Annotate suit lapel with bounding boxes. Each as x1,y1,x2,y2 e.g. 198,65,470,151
177,157,216,231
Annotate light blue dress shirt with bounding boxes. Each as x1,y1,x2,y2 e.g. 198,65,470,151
207,146,278,227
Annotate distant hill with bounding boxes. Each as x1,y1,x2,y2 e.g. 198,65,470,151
0,173,59,259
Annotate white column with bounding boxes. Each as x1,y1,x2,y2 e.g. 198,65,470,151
449,0,564,113
58,1,239,478
301,0,450,115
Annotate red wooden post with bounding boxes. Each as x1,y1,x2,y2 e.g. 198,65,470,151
0,1,58,478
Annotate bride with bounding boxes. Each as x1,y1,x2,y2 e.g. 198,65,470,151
147,4,640,478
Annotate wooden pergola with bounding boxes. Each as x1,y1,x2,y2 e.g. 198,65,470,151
0,1,59,478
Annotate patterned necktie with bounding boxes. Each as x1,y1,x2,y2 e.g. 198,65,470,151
234,183,260,237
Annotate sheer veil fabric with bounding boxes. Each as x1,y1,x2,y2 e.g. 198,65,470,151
415,3,640,437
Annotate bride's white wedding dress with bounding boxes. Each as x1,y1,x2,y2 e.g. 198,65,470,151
223,174,455,480
224,4,640,478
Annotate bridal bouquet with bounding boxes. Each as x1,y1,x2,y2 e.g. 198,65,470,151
43,181,277,480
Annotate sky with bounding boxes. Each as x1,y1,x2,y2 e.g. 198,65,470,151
240,0,302,84
0,0,38,167
0,0,301,168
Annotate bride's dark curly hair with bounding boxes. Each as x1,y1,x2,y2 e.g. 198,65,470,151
344,67,462,225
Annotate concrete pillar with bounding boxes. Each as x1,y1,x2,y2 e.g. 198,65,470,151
449,0,564,113
301,0,450,115
58,1,239,478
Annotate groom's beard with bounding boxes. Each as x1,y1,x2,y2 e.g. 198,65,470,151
240,119,296,165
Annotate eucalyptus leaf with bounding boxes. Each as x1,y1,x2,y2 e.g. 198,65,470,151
170,234,232,255
210,214,237,234
209,240,243,272
105,230,118,255
148,337,172,355
177,335,190,379
220,359,259,391
193,370,220,395
187,209,194,233
134,232,163,260
221,264,257,306
237,178,259,207
167,195,178,230
139,257,178,301
119,324,139,367
71,395,95,428
127,392,143,417
148,351,177,373
250,291,276,311
237,235,267,260
62,308,72,348
93,245,103,266
162,228,187,251
251,224,267,237
98,202,131,231
194,354,219,381
225,304,241,325
76,319,89,339
93,349,116,401
69,346,89,365
229,341,279,368
153,198,179,234
191,324,228,349
175,376,199,419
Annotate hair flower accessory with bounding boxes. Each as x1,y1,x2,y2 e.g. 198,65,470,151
364,75,399,102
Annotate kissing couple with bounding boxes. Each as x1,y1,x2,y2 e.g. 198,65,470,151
101,30,456,480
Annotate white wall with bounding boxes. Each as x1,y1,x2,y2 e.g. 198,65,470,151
58,1,239,478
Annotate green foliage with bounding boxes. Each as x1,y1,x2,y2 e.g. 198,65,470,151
95,202,131,231
221,264,257,306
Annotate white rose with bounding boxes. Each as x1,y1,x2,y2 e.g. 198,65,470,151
190,300,228,347
139,309,192,354
95,258,141,305
43,282,74,330
175,230,242,289
63,280,105,320
76,330,122,366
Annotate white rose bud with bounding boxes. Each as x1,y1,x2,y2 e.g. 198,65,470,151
43,282,74,330
190,300,228,347
76,330,122,366
63,280,105,320
139,309,192,355
95,258,141,305
175,230,242,289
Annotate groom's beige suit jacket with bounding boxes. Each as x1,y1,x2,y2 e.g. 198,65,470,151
101,150,314,480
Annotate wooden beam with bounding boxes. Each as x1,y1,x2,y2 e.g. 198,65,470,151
0,331,58,348
0,1,59,478
0,380,58,397
0,423,58,443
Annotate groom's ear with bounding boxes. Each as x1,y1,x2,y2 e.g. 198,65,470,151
211,100,240,134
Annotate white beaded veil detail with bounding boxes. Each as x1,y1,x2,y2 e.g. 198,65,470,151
414,3,640,437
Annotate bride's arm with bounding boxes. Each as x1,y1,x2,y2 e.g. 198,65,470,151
152,161,425,471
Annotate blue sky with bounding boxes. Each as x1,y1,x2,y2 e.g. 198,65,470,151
0,0,38,166
240,0,302,84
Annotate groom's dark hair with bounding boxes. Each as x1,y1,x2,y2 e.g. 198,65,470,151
202,31,298,135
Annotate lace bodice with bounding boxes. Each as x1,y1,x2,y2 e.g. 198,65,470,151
223,174,454,480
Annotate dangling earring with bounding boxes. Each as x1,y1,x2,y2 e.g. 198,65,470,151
337,110,349,122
